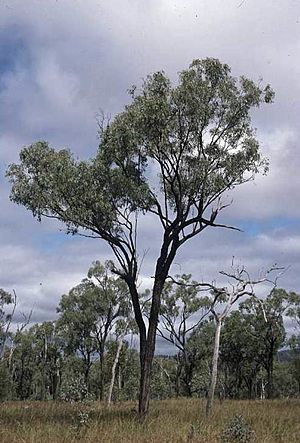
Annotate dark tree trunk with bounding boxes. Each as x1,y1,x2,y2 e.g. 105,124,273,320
127,234,178,419
175,355,182,397
266,363,274,399
126,277,147,415
266,343,274,399
181,352,194,397
246,378,253,399
84,354,91,391
138,278,164,418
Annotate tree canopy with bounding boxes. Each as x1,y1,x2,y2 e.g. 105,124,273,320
7,58,273,276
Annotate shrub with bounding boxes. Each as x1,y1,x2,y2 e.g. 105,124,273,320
220,414,256,443
59,375,90,402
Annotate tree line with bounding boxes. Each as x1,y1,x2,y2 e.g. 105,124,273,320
1,263,300,412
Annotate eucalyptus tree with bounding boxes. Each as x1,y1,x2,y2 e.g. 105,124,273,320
10,328,36,400
57,261,130,400
240,288,299,399
0,289,16,361
286,292,300,394
158,274,210,396
174,265,281,415
0,290,15,400
87,260,131,400
220,310,262,399
204,266,282,415
7,58,273,417
29,321,62,400
184,320,215,396
286,290,300,332
107,317,136,407
5,322,60,400
57,283,97,390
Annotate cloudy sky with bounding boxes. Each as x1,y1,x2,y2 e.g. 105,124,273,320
0,0,299,343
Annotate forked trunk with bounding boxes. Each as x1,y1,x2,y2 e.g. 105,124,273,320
138,312,159,418
126,243,176,419
206,318,222,416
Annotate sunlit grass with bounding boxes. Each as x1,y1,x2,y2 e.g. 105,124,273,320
0,398,299,442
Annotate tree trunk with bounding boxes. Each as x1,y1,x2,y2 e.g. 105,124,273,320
138,278,164,419
126,277,147,416
126,240,177,419
266,350,274,399
175,358,182,397
260,379,265,400
138,322,156,418
206,318,222,416
182,360,193,397
266,367,273,399
84,356,91,391
247,378,253,399
42,333,48,401
107,338,123,407
99,346,105,401
138,344,153,418
118,366,122,392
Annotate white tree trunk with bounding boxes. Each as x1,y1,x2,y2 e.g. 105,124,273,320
206,318,222,416
107,338,123,407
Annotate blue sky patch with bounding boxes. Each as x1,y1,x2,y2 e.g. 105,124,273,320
0,25,30,88
239,218,300,237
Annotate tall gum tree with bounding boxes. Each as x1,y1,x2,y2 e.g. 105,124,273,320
6,58,274,418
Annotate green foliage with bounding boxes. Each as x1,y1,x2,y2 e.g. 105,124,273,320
0,362,12,401
11,329,36,399
186,321,215,395
0,288,13,308
220,414,256,443
7,58,273,260
150,357,177,400
10,322,62,400
59,374,90,403
220,311,262,398
0,288,14,354
272,361,299,398
57,260,131,358
116,347,140,401
57,260,132,400
286,291,300,328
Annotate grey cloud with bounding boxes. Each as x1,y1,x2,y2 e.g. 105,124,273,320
0,0,300,334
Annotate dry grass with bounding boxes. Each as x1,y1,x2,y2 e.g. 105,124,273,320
0,398,299,442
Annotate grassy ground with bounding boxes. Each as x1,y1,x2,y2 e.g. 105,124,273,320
0,398,299,442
